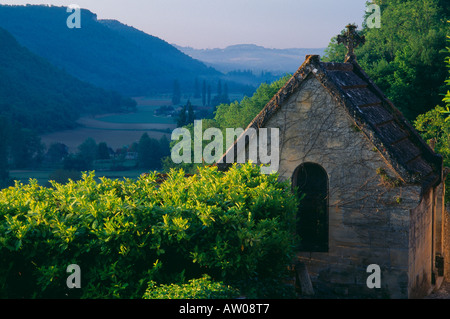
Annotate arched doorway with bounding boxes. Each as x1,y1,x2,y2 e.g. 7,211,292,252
293,163,329,252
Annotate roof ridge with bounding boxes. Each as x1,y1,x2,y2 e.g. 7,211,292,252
217,55,443,191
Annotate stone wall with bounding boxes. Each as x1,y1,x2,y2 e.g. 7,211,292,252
408,188,434,298
242,75,426,298
444,205,450,280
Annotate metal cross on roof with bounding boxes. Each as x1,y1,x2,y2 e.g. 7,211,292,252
337,24,365,63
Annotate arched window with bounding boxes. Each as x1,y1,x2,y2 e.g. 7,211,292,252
293,163,329,252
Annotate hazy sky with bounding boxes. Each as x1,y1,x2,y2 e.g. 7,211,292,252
0,0,367,49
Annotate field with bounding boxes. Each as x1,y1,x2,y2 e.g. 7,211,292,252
39,94,245,154
40,98,177,153
15,95,245,185
11,97,179,185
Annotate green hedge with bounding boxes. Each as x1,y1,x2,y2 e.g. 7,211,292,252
0,163,298,299
143,275,239,299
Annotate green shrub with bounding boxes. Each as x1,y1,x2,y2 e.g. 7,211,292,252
143,275,239,299
0,163,298,299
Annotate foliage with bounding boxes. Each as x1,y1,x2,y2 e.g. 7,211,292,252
77,138,98,167
0,163,298,298
323,0,450,120
172,80,181,105
137,133,170,170
0,115,46,174
211,80,231,107
214,75,291,130
9,127,45,169
0,5,219,97
177,105,187,128
0,116,10,184
143,275,239,299
45,143,69,164
163,75,291,173
415,106,450,156
202,80,207,106
322,30,347,64
63,154,91,172
414,20,450,202
96,142,111,161
177,100,196,127
0,27,135,134
444,22,450,108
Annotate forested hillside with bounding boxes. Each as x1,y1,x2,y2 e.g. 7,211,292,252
0,26,139,187
0,27,135,133
0,5,220,96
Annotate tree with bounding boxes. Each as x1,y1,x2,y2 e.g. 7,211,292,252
202,80,207,106
323,0,450,120
77,138,97,168
138,133,161,169
217,80,222,97
443,24,450,111
0,116,10,185
322,32,347,63
159,135,171,160
172,79,181,105
224,83,229,102
9,126,44,169
414,20,450,202
96,142,110,160
63,154,90,171
163,75,291,174
214,75,291,129
207,84,212,106
187,100,195,124
46,142,69,163
177,100,195,127
177,105,187,127
194,77,200,98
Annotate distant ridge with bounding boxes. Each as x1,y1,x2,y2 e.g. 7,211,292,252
176,44,326,74
0,5,221,96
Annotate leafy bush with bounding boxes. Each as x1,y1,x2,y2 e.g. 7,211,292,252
0,163,298,298
143,275,239,299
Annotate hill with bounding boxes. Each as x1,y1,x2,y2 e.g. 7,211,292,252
0,26,135,133
0,5,221,96
176,44,326,74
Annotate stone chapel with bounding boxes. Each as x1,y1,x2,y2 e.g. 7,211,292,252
216,25,448,298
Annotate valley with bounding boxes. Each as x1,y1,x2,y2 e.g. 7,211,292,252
11,97,178,185
40,99,177,154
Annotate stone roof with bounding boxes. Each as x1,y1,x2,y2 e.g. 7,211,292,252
217,55,443,191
